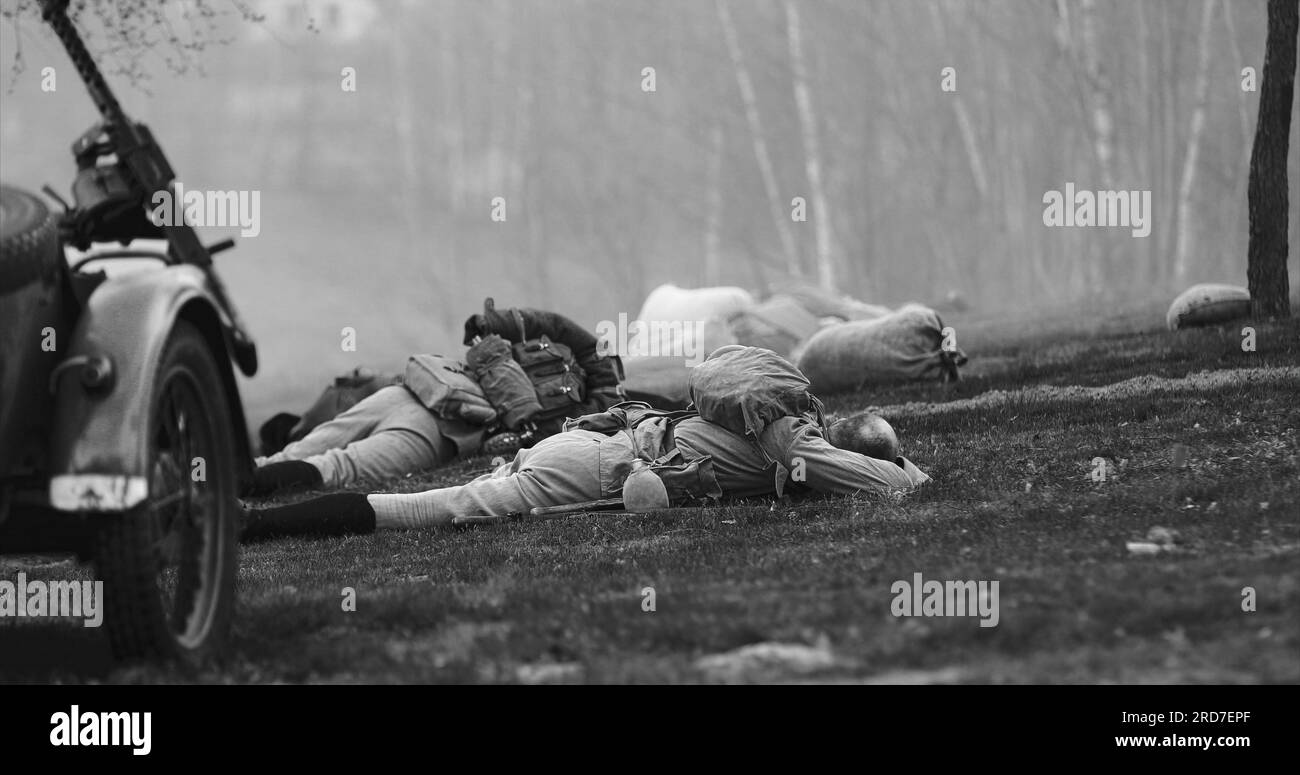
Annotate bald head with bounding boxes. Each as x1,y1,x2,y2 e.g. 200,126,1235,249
828,413,901,462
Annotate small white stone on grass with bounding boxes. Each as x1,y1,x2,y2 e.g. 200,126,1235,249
516,662,584,685
695,640,838,682
1125,541,1163,556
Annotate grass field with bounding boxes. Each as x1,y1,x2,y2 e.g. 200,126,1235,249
3,302,1298,683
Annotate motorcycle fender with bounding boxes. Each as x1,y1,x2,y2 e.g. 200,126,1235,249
47,265,254,512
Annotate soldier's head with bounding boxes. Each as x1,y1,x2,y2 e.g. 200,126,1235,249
827,412,901,462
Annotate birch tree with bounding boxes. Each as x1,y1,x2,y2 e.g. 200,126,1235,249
784,0,836,291
1173,0,1218,285
716,0,801,279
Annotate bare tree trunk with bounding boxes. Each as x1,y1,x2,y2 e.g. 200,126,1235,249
488,0,511,197
1078,0,1116,293
438,12,467,213
951,99,989,199
999,23,1054,302
1224,2,1257,240
1064,138,1086,295
1248,0,1297,319
1057,0,1116,293
784,0,836,291
1174,0,1218,285
1158,1,1178,287
388,12,420,249
1078,0,1116,190
930,2,989,202
1016,154,1057,300
704,122,724,286
1136,1,1161,286
518,10,550,308
716,0,801,279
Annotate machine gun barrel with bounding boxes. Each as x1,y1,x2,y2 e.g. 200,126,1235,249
39,0,258,372
41,1,127,126
41,0,173,196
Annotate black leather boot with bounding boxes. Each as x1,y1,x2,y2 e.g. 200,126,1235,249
241,493,377,542
243,460,323,496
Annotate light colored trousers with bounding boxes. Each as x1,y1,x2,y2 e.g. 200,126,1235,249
368,429,606,529
257,386,454,487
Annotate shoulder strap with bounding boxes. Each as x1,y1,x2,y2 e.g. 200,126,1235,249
481,297,497,336
511,308,527,341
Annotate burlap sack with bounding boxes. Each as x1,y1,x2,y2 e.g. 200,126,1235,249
729,294,821,357
626,283,753,359
1165,283,1251,331
621,284,754,406
780,282,891,321
795,304,964,393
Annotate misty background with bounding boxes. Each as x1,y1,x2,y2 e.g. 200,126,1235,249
1,0,1297,425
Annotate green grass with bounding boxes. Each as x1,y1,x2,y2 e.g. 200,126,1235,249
3,306,1298,683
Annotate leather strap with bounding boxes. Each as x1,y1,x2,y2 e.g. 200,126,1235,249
482,297,497,336
511,308,527,341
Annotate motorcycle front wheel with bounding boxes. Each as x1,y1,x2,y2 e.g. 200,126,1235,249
94,320,239,664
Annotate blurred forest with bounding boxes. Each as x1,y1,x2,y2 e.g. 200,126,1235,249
1,0,1297,420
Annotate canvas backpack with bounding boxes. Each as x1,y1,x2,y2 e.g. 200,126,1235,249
687,345,826,445
465,334,543,430
403,353,499,425
478,299,587,433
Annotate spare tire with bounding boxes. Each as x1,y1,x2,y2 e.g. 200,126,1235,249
0,186,63,478
0,185,60,295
